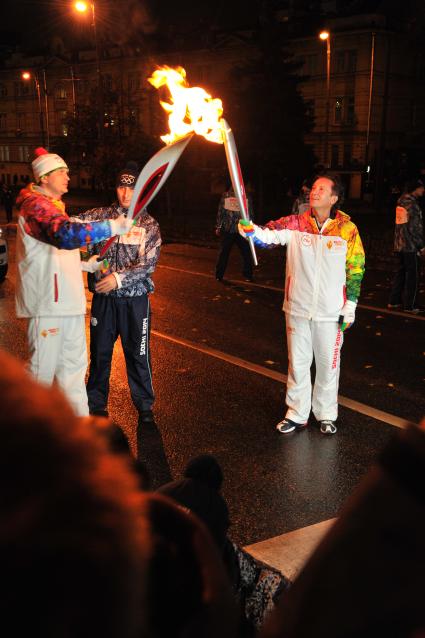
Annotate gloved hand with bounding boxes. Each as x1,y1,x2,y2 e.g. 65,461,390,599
110,213,134,236
81,255,109,273
338,299,357,332
238,219,255,238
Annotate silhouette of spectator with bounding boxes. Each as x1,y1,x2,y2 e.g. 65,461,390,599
259,421,425,638
140,491,239,638
158,454,290,634
0,348,149,638
1,184,14,223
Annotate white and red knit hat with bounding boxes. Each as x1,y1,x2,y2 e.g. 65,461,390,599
31,147,68,182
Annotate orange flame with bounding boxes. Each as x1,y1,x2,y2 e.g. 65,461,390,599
148,66,223,145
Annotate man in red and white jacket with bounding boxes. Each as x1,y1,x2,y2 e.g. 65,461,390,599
239,175,365,435
15,148,133,416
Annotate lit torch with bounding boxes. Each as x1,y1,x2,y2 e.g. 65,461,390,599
148,66,258,266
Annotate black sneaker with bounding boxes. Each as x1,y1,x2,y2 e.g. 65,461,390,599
138,410,156,425
387,303,402,310
276,418,308,434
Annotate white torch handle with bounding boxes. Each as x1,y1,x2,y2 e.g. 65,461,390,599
220,118,258,266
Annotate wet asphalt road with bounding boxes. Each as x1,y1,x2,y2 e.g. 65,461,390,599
1,234,424,546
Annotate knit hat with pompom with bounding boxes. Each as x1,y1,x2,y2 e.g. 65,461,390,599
31,147,68,182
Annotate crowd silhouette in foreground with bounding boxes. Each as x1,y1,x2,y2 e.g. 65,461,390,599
0,347,424,637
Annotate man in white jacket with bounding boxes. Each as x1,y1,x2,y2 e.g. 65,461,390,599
15,148,133,416
239,175,365,435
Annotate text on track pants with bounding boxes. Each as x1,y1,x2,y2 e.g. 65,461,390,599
284,314,344,424
87,294,154,414
28,315,89,417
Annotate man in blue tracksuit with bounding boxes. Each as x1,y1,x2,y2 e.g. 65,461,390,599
78,162,161,425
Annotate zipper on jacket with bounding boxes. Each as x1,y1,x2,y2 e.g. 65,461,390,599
54,273,58,302
309,234,323,318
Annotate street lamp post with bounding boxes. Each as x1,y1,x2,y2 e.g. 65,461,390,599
74,0,104,140
22,71,46,147
365,31,376,190
319,31,331,168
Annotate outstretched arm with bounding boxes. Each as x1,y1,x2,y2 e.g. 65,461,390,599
238,219,291,247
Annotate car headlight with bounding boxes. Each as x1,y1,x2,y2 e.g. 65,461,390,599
0,228,3,238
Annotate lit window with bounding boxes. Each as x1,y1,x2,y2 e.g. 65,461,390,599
334,98,343,123
55,84,67,99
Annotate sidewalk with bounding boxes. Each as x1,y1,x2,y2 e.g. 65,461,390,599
245,518,335,581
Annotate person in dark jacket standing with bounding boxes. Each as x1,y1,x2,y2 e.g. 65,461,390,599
215,186,254,282
78,162,161,425
388,178,425,314
1,184,14,223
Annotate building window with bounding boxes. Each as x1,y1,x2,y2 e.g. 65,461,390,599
333,96,355,125
343,144,352,167
0,84,7,97
128,73,140,92
57,110,68,136
331,145,339,168
335,52,345,74
335,50,357,74
0,113,7,130
18,146,30,162
0,146,10,161
128,108,139,128
334,97,343,123
303,54,318,76
305,99,315,121
347,51,357,73
17,113,26,131
346,96,355,124
76,79,89,96
102,74,113,91
14,81,31,97
55,84,67,99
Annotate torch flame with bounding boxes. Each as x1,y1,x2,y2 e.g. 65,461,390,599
148,66,224,145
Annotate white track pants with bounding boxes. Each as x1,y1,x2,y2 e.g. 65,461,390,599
27,315,89,416
285,314,343,424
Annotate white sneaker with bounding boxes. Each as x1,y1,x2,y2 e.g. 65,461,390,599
320,420,337,435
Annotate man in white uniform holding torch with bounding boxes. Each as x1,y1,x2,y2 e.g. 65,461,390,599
15,148,133,416
239,175,365,435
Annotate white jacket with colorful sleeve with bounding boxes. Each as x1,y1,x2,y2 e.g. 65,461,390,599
249,209,365,321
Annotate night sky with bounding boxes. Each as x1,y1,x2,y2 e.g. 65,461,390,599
0,0,260,48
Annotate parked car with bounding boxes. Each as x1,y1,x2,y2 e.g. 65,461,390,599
0,227,8,282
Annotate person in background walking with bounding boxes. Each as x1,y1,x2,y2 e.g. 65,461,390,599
215,185,254,282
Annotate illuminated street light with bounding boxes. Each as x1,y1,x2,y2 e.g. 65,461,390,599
319,30,331,168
